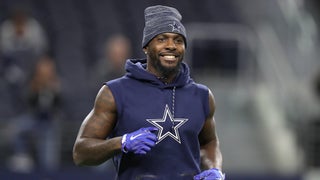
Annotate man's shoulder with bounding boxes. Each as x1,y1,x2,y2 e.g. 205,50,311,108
104,75,137,89
106,75,128,83
186,81,209,91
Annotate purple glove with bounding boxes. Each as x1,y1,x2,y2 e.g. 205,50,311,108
194,168,225,180
121,127,158,155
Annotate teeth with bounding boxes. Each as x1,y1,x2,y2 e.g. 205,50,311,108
163,55,175,60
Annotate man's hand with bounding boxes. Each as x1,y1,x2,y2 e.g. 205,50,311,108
121,127,158,155
194,168,225,180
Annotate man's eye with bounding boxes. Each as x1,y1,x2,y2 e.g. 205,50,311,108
175,39,183,44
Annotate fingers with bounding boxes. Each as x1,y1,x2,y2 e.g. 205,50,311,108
194,170,211,180
132,144,152,155
141,127,158,137
193,168,225,180
143,126,158,133
122,127,159,154
193,173,205,180
144,132,158,142
133,133,157,148
137,127,158,142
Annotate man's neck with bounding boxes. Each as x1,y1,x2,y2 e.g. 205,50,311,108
148,69,176,84
146,61,179,84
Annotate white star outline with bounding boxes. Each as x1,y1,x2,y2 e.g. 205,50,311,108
146,104,188,144
168,21,182,33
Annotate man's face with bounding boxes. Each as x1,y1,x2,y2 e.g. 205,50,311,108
144,33,185,78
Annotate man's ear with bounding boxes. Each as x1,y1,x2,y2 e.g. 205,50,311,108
143,47,148,55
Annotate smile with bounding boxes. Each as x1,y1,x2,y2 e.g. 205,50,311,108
162,55,176,60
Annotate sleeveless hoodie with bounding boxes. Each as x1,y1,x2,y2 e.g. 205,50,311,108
105,59,210,180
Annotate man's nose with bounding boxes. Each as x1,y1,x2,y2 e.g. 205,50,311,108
165,39,176,50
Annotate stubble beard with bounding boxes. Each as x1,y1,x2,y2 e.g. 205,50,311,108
149,53,183,79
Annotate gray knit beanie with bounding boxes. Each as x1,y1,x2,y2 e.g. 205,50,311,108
142,5,187,48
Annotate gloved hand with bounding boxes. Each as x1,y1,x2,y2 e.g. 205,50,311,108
194,168,225,180
121,127,158,155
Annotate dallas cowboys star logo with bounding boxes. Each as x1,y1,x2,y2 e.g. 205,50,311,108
146,104,188,144
169,21,182,33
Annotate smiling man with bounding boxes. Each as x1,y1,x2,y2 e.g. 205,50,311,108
73,5,224,180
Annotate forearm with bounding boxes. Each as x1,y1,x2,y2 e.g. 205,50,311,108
73,136,122,166
200,139,223,170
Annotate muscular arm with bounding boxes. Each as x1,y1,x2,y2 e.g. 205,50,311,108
198,89,223,171
73,85,121,166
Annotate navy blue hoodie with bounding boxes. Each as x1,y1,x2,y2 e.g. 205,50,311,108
106,59,210,180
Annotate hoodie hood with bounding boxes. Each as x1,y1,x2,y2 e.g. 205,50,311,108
124,59,193,89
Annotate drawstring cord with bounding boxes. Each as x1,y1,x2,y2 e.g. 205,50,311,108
172,86,176,118
171,86,176,128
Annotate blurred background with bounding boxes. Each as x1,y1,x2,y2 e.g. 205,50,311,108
0,0,320,179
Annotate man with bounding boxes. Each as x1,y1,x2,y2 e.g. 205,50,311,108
73,5,224,180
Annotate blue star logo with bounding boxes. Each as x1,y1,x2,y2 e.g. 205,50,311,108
169,21,182,33
146,104,188,144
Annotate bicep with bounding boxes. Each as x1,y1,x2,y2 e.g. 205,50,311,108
199,89,217,146
78,85,117,140
198,90,222,169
